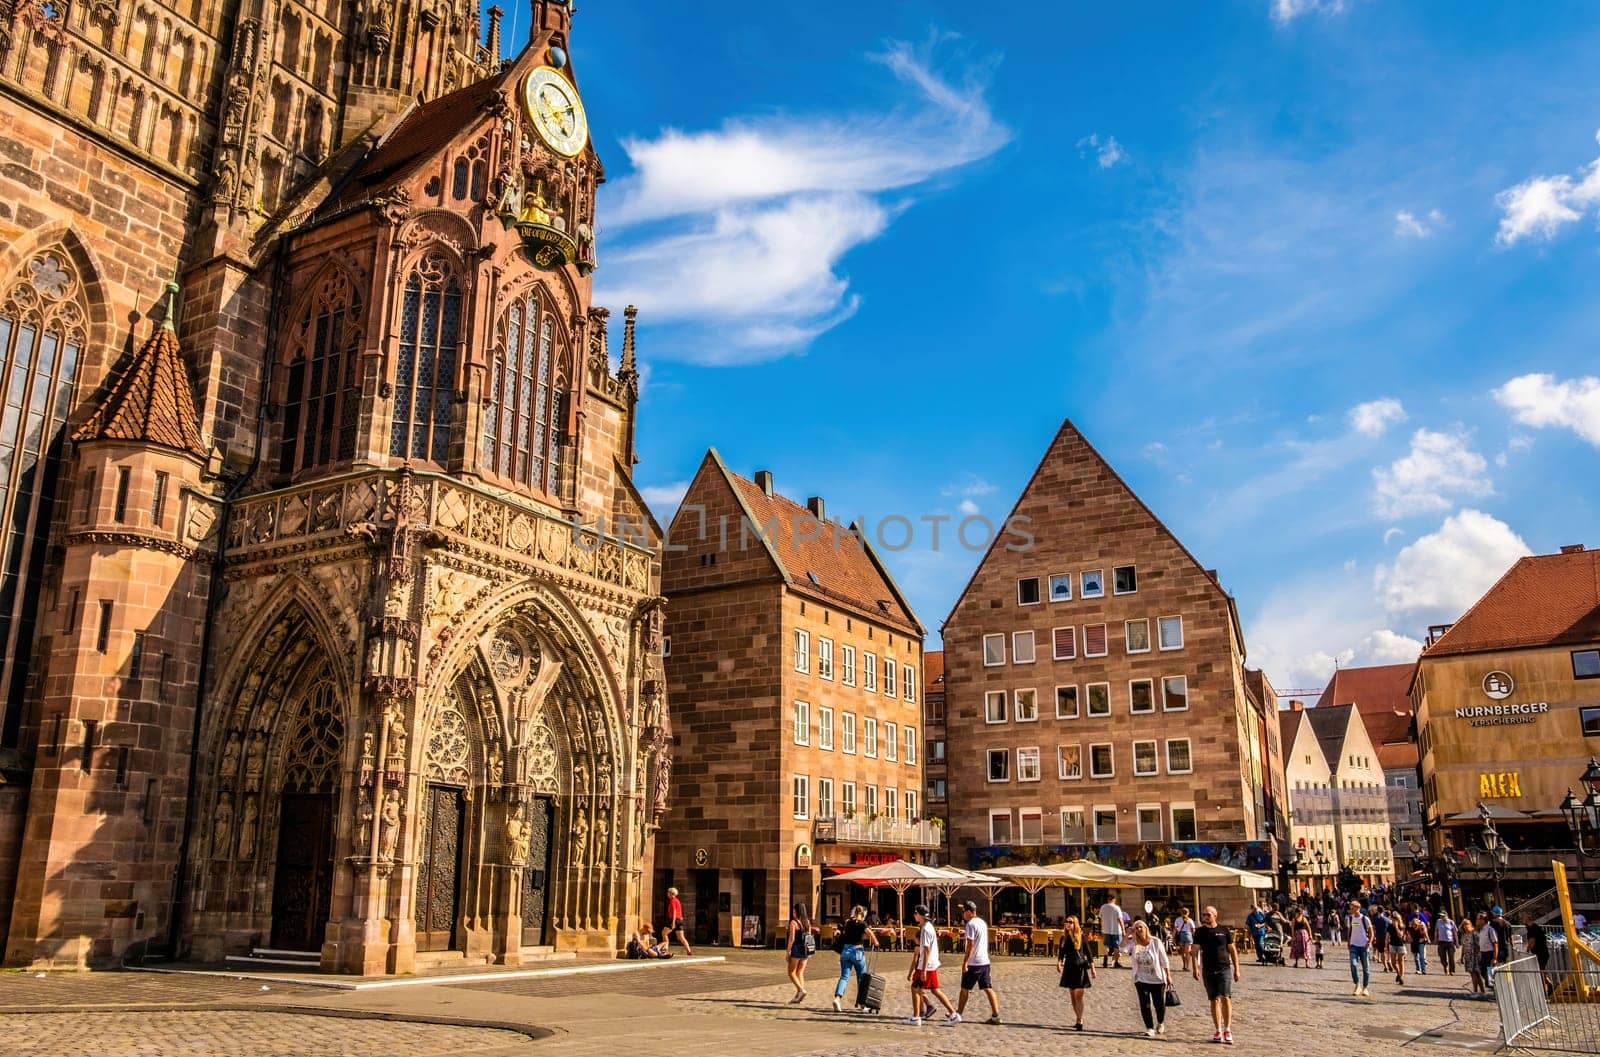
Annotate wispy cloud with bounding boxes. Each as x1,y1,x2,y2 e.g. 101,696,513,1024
1394,208,1445,237
1371,427,1491,520
1077,133,1127,169
597,35,1010,363
1348,397,1406,437
1270,0,1348,26
1493,372,1600,446
1495,130,1600,245
639,481,690,513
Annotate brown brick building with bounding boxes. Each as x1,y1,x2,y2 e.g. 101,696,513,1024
922,652,949,850
657,452,936,942
942,421,1286,892
0,2,673,972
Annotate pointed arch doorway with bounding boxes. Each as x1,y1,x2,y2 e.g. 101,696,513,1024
268,683,343,952
414,782,466,952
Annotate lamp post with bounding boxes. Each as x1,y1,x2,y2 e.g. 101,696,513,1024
1470,802,1510,910
1558,756,1600,892
1313,850,1329,890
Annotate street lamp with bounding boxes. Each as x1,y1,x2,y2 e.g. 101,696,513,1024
1470,802,1510,910
1558,758,1600,893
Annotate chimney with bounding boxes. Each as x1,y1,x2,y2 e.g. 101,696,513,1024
1560,544,1586,554
754,470,773,497
807,496,825,520
1290,700,1305,712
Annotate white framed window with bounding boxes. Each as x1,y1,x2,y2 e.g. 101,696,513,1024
1171,803,1198,841
1089,742,1114,779
1014,687,1039,722
1166,738,1193,774
1162,675,1189,712
902,664,915,702
793,700,810,745
883,658,897,696
1083,623,1108,657
1081,570,1105,598
818,637,834,680
1018,746,1041,782
1048,573,1073,602
818,706,835,750
794,629,810,672
982,634,1006,667
841,645,857,686
1114,565,1138,595
886,787,899,819
1129,678,1155,714
985,690,1008,724
1158,615,1184,651
1058,743,1082,780
842,781,857,816
1133,739,1159,776
863,717,878,758
818,777,835,818
793,775,810,819
863,651,878,690
884,721,898,761
1055,685,1080,719
1012,630,1036,664
1086,682,1111,717
865,785,878,817
1092,805,1117,843
905,725,918,764
987,749,1010,782
1125,618,1151,654
1019,806,1044,844
1136,803,1162,842
842,712,857,754
1060,806,1086,843
1052,625,1076,660
905,789,918,820
1017,576,1041,605
989,809,1013,845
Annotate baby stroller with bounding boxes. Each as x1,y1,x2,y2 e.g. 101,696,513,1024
1259,930,1286,966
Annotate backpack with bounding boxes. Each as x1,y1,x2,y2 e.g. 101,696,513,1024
803,931,817,956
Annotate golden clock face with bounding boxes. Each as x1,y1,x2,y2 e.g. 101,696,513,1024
523,66,588,158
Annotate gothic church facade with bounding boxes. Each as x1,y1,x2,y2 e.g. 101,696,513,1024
0,0,672,972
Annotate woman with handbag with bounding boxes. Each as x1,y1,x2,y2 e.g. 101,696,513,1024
786,901,815,1003
1130,918,1175,1037
1056,915,1098,1031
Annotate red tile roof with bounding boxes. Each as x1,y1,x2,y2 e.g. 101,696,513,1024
1316,663,1417,771
720,460,923,637
924,651,945,694
1423,547,1600,658
76,304,206,456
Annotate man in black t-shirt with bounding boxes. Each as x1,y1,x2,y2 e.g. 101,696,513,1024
1192,905,1242,1045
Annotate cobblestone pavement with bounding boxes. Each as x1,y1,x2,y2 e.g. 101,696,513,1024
0,951,1506,1056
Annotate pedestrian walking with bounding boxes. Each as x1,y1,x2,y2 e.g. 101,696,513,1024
955,901,1000,1025
1130,919,1174,1038
1192,905,1240,1045
831,905,880,1012
1435,914,1457,976
1289,909,1312,968
1389,911,1408,985
1523,915,1551,996
664,887,693,956
1408,912,1429,974
1246,903,1268,963
1473,911,1499,995
1460,919,1485,995
1346,900,1374,996
1099,895,1124,969
1056,915,1097,1032
785,902,814,1003
905,904,958,1026
1174,908,1196,973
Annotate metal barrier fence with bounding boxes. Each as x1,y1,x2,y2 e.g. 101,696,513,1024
1494,956,1600,1053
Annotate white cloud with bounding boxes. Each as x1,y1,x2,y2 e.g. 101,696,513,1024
1371,428,1491,520
1375,509,1531,615
1494,130,1600,245
958,498,980,516
1493,373,1600,446
941,476,996,498
1348,397,1406,437
1382,527,1403,544
1077,133,1126,169
639,481,690,511
597,36,1009,362
1271,0,1347,25
1394,208,1445,238
1361,628,1424,663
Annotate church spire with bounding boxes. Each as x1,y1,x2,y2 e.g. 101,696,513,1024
618,305,638,382
75,281,207,457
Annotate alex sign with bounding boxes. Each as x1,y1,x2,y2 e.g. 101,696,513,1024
1478,771,1523,798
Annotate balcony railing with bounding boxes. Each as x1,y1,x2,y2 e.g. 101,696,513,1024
813,815,944,849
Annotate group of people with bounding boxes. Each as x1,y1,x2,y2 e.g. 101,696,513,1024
626,886,694,960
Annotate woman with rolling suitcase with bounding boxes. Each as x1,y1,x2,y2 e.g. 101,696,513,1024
831,905,881,1012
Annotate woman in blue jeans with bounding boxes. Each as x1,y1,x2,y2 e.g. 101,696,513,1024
832,905,882,1011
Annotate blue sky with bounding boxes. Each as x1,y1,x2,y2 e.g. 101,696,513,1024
503,1,1600,692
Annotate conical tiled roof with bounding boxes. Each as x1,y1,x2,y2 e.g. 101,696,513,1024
76,282,206,456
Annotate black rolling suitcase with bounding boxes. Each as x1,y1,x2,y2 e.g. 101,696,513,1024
857,963,886,1012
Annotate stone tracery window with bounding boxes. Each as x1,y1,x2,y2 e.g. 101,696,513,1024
0,249,86,744
391,252,460,464
281,682,343,793
481,289,564,494
279,267,362,476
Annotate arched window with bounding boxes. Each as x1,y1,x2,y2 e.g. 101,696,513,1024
279,267,362,476
481,289,564,493
0,249,87,743
391,252,460,463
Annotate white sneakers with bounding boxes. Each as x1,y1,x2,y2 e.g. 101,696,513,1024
944,1013,962,1025
1146,1029,1159,1038
1157,1023,1167,1036
832,996,842,1012
904,1016,922,1026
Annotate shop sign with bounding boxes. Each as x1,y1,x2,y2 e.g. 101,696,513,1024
795,843,813,868
1453,701,1549,726
851,851,902,865
693,847,710,867
1482,671,1515,700
1478,771,1523,798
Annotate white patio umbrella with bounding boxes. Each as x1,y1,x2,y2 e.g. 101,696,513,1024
841,861,965,934
1124,859,1274,889
1047,859,1135,921
925,867,1007,926
979,864,1073,927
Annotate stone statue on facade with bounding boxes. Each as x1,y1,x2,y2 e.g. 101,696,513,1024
243,732,265,791
212,798,233,858
379,789,401,860
238,797,258,857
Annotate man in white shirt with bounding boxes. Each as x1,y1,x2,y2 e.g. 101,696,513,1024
1099,896,1125,968
956,901,1001,1025
905,904,958,1026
